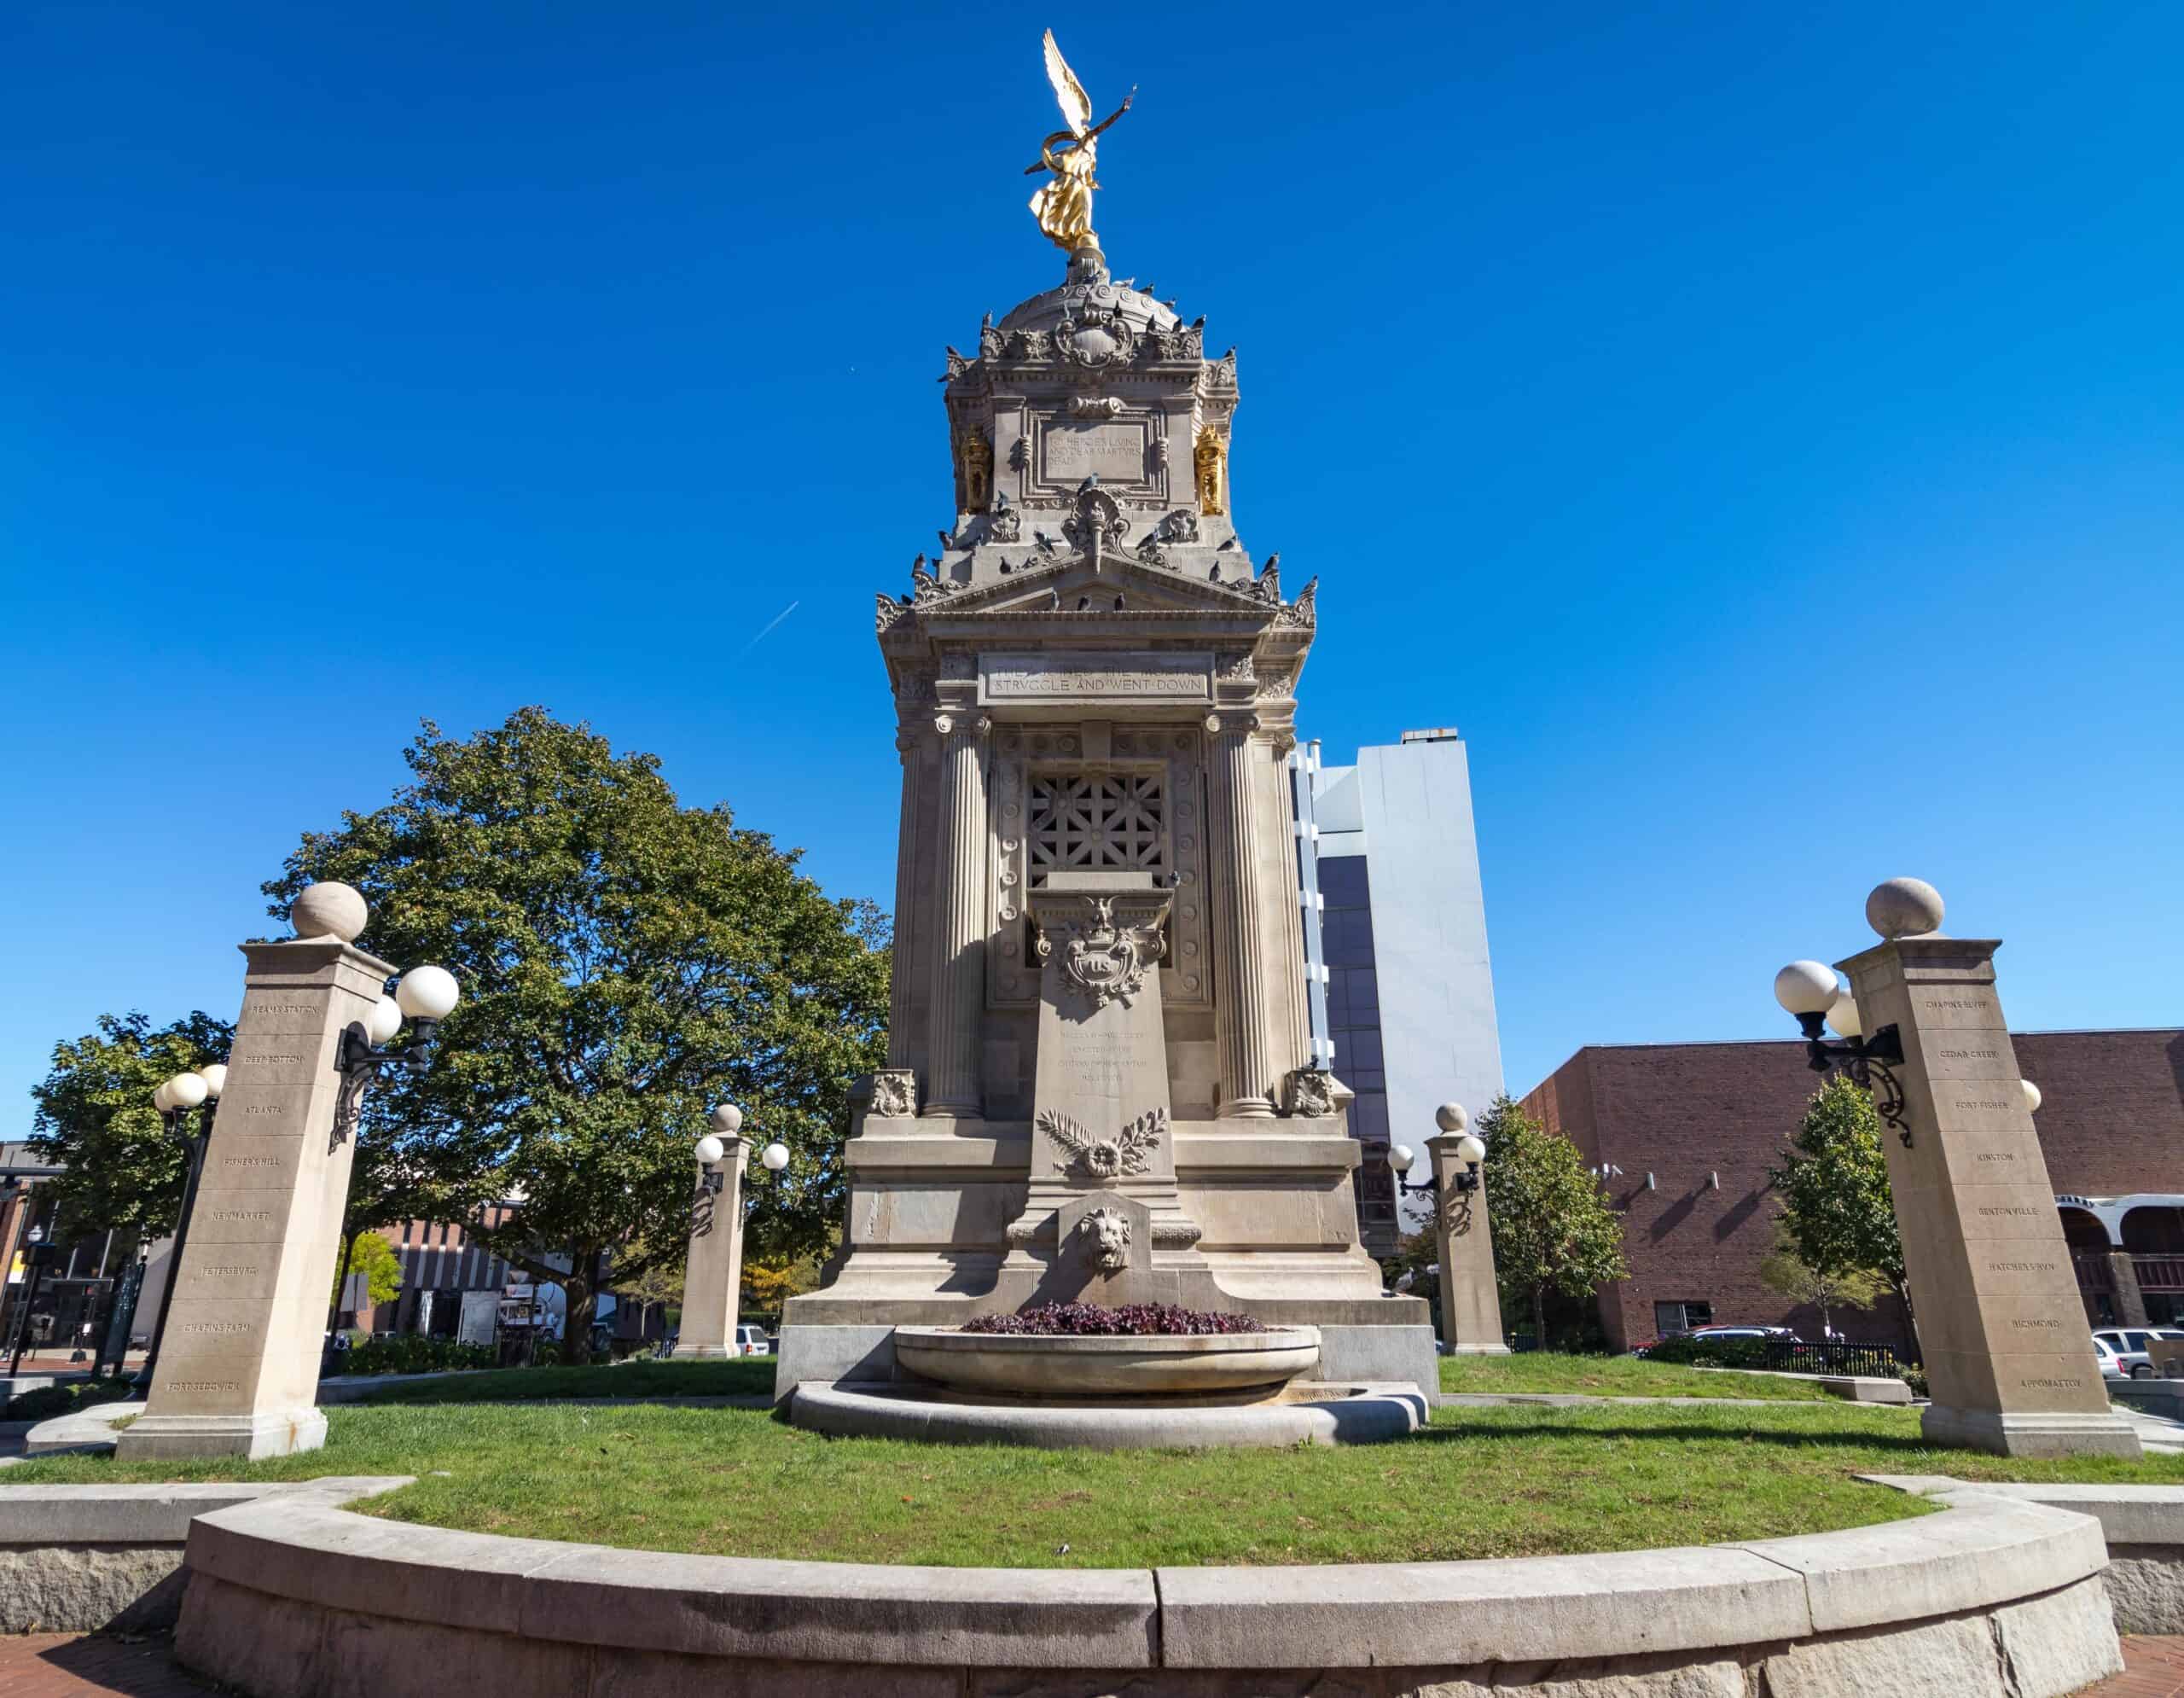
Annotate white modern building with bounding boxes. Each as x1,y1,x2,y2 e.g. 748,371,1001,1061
1292,729,1505,1254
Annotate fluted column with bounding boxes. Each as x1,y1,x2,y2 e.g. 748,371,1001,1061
886,730,921,1068
1207,712,1275,1117
923,711,990,1116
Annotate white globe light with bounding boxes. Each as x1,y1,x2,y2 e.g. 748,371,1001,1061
710,1103,745,1137
1387,1143,1416,1172
1826,993,1862,1038
166,1073,208,1110
363,996,404,1046
1434,1102,1468,1134
760,1142,789,1172
1774,960,1841,1016
694,1134,727,1164
395,964,460,1021
1455,1133,1487,1165
152,1079,177,1114
195,1063,228,1098
2022,1079,2042,1114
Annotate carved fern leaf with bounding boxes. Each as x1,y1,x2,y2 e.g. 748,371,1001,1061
1037,1109,1093,1157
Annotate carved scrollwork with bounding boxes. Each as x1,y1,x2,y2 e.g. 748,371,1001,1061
1285,1067,1339,1119
979,314,1003,359
868,1069,917,1119
875,593,913,634
1275,577,1318,627
1061,481,1131,553
987,494,1023,544
1036,893,1157,1007
1068,394,1125,419
911,557,954,605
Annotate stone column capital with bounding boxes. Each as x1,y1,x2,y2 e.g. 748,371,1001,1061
1203,710,1260,739
933,712,992,740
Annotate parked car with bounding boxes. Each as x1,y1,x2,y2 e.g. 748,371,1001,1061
2092,1335,2129,1381
734,1324,773,1358
1684,1325,1798,1343
2092,1327,2184,1380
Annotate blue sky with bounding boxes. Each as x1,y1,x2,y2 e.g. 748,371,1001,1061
3,2,2180,1122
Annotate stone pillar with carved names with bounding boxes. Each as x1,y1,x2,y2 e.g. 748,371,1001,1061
1430,1134,1508,1355
672,1140,750,1359
1839,934,2139,1457
119,938,392,1461
1205,711,1275,1117
922,710,990,1116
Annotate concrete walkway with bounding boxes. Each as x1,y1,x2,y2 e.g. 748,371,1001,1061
1438,1391,1900,1409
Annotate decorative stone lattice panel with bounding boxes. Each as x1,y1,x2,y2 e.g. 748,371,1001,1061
988,727,1208,1012
1028,774,1168,876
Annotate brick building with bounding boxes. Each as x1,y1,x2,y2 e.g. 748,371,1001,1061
1520,1028,2184,1353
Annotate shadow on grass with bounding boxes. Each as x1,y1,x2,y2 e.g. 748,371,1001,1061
1409,1420,1937,1455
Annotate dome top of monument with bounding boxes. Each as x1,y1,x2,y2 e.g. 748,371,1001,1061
996,247,1183,336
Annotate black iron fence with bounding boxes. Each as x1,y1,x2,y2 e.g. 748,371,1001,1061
1760,1340,1903,1378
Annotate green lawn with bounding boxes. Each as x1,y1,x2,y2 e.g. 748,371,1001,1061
13,1376,2184,1567
1439,1352,1843,1401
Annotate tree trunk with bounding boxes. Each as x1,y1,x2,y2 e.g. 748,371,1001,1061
562,1247,600,1366
1529,1284,1546,1350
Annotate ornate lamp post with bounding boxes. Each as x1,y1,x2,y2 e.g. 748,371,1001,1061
1767,875,2138,1457
674,1106,788,1359
1385,1102,1507,1355
131,1065,224,1386
6,1218,54,1375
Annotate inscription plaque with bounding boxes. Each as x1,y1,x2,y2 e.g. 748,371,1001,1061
1041,422,1145,484
979,651,1211,707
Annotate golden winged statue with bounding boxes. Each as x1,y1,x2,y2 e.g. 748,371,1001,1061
1024,30,1134,254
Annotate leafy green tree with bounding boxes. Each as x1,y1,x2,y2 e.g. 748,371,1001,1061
331,1230,404,1308
1477,1095,1629,1344
1757,1220,1883,1337
27,1012,232,1236
263,707,891,1364
1768,1075,1909,1324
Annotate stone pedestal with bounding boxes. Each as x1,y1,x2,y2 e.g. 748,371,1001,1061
671,1142,749,1360
1429,1135,1507,1355
1839,935,2140,1457
119,937,393,1461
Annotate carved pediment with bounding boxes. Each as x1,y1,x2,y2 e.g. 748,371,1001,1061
913,555,1277,618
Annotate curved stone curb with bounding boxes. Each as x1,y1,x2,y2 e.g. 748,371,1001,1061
1868,1474,2184,1635
792,1379,1429,1448
0,1475,409,1635
160,1488,2118,1697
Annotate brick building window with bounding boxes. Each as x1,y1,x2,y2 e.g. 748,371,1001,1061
1028,773,1166,880
1654,1300,1712,1336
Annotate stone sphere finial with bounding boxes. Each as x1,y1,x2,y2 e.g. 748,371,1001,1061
1435,1102,1469,1134
1866,877,1944,940
291,881,368,943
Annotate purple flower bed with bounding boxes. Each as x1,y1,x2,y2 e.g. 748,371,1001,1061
959,1301,1266,1336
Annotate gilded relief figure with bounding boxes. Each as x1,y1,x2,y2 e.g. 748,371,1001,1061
960,427,993,512
1194,426,1227,516
1025,31,1134,253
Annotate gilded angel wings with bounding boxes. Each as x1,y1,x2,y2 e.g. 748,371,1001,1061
1043,28,1094,137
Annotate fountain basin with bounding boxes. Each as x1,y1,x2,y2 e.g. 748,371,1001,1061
892,1324,1321,1398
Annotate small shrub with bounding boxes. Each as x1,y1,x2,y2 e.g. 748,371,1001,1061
1898,1365,1930,1399
338,1335,498,1376
960,1302,1265,1336
1638,1335,1773,1369
3,1375,136,1421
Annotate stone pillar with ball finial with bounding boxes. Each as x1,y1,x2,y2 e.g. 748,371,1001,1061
1829,877,2140,1457
672,1104,751,1360
1427,1102,1508,1356
119,883,407,1461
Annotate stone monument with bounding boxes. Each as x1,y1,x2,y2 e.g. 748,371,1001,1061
777,34,1433,1399
1832,880,2139,1457
1428,1108,1507,1356
119,886,398,1460
671,1105,751,1360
